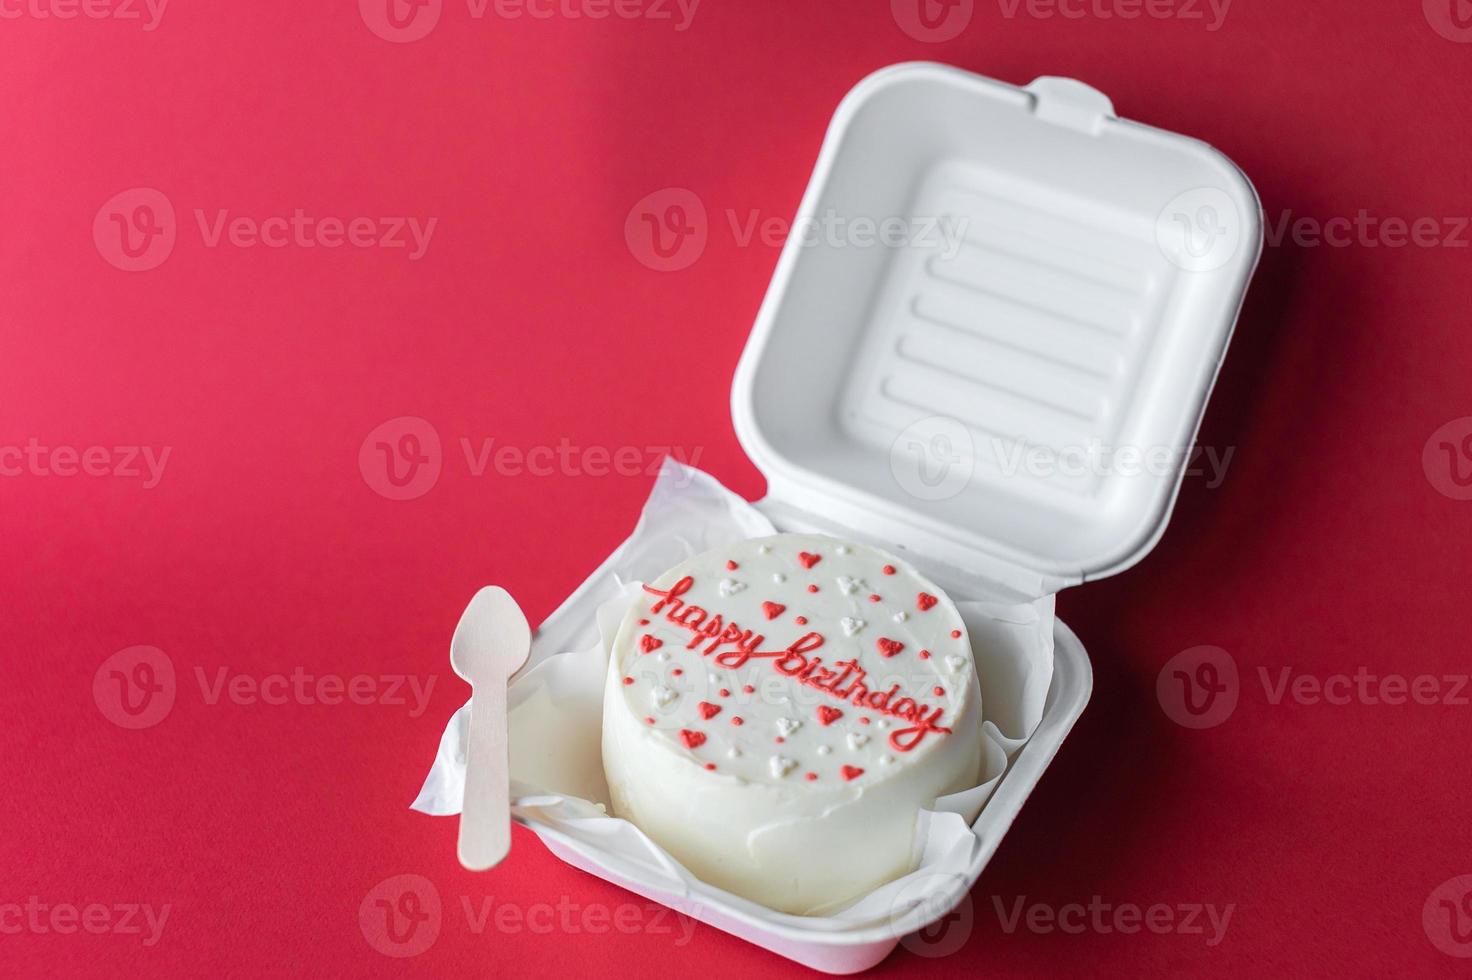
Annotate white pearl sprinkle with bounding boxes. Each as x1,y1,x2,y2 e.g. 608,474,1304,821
879,755,894,766
727,746,742,759
836,545,851,555
657,651,670,662
772,572,786,583
817,745,832,756
758,544,772,554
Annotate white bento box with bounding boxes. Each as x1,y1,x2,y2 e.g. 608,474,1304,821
494,62,1259,973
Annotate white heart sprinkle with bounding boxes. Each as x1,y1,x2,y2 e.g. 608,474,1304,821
945,655,969,674
651,686,678,708
719,578,746,597
840,617,866,637
817,745,832,756
770,756,797,778
772,572,786,583
847,732,869,750
892,611,908,623
776,717,802,737
837,575,867,596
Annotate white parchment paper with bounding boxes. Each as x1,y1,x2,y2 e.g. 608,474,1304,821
414,460,1054,931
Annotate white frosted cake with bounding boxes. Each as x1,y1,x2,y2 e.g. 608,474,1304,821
602,533,981,915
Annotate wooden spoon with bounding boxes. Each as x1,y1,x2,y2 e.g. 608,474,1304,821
449,586,532,871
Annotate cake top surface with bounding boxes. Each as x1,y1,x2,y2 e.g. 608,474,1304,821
609,533,974,788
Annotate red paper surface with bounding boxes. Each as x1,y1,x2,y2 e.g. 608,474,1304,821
3,1,1471,976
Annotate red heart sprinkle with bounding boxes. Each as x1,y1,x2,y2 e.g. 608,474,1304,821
639,635,662,654
697,702,721,720
798,552,821,569
876,638,905,658
761,601,786,620
917,592,939,612
841,765,864,781
817,706,843,726
679,730,706,749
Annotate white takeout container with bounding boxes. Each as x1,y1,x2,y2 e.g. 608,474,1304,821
508,63,1261,973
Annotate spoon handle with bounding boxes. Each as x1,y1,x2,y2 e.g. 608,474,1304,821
458,678,512,871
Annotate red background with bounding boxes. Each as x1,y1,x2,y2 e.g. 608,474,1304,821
3,0,1471,976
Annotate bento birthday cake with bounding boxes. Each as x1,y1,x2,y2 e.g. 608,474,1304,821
602,533,981,916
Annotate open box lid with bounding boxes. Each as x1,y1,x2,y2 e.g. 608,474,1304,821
732,63,1262,600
